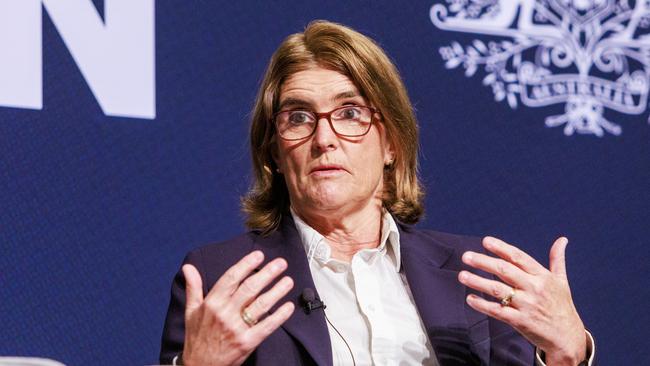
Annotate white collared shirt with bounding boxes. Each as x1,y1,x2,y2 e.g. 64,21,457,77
292,210,438,366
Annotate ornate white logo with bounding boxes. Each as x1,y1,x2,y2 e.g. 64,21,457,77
431,0,650,136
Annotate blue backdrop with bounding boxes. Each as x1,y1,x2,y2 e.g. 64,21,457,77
1,1,648,365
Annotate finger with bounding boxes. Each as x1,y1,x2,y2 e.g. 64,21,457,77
244,276,294,322
462,251,531,289
249,301,295,343
458,270,519,306
483,236,546,275
183,264,204,316
208,250,265,300
549,237,568,276
465,293,520,328
231,257,288,308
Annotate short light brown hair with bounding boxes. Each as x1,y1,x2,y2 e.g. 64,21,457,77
242,20,424,234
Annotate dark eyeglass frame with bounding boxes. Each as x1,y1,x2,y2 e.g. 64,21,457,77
272,105,380,141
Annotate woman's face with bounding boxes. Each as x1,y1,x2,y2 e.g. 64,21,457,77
273,66,393,218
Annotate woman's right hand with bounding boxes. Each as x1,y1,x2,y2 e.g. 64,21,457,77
182,250,295,366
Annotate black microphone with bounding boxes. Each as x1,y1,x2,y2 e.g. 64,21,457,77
300,288,326,314
300,288,356,365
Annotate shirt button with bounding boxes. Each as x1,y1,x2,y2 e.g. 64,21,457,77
316,246,326,257
368,305,376,312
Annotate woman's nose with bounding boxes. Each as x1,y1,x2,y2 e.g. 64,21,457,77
312,117,338,150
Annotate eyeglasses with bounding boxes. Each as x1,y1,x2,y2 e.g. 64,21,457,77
273,105,379,141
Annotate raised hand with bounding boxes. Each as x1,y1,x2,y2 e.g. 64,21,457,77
458,236,588,366
182,250,295,366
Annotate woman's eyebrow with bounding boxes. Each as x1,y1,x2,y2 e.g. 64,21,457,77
278,97,311,110
278,91,362,110
333,90,360,101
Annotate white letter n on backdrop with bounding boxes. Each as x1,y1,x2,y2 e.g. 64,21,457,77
0,0,156,119
0,0,42,111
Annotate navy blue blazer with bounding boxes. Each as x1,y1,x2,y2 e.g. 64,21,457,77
160,217,534,365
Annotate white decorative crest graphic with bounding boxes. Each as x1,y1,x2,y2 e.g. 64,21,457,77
431,0,650,136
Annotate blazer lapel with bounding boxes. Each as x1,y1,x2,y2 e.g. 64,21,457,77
252,216,332,366
399,226,480,364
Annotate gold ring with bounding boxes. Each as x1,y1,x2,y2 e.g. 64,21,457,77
241,308,257,326
500,288,516,307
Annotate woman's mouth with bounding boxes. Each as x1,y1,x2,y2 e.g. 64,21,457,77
310,165,346,176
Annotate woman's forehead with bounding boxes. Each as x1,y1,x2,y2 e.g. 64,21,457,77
280,67,357,94
279,67,362,104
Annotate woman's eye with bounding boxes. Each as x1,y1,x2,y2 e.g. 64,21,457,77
288,111,312,124
341,107,361,119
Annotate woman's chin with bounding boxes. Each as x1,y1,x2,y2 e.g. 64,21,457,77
303,192,353,213
310,197,348,211
294,183,378,214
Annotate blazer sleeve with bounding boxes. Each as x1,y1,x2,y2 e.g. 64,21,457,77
159,249,206,365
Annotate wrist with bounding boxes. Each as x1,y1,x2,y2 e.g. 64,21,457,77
543,330,589,366
544,351,585,366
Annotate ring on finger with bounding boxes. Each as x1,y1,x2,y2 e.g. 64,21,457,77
241,308,258,326
500,287,516,307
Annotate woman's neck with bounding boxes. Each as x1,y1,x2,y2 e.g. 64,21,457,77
293,202,383,262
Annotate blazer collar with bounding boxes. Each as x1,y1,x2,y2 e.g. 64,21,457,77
251,215,332,366
398,224,475,362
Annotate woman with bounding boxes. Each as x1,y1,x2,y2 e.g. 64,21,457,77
160,21,594,365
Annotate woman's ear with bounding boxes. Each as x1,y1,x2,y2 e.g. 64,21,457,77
384,150,395,166
377,118,395,166
270,141,282,173
383,135,395,166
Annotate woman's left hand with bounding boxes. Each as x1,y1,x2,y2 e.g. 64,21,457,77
458,236,587,366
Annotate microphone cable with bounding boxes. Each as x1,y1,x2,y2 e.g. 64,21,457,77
323,309,356,366
301,288,356,366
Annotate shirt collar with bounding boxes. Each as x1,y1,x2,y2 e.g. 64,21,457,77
290,208,402,272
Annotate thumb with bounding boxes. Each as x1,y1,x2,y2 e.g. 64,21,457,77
549,237,569,276
183,264,204,316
